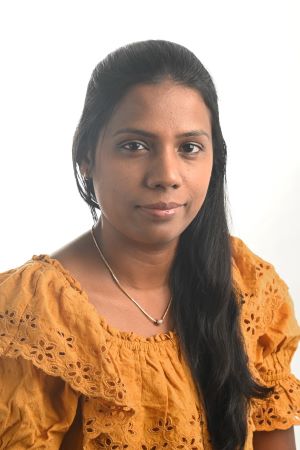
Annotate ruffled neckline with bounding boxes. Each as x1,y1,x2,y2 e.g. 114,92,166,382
31,254,177,345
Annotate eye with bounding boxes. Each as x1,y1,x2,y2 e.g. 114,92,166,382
119,141,148,152
180,142,205,154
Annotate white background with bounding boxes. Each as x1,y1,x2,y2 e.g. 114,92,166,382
0,0,299,444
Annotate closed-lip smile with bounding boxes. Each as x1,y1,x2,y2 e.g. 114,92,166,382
139,202,184,210
136,201,186,219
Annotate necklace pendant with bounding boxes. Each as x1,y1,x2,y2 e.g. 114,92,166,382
154,319,163,326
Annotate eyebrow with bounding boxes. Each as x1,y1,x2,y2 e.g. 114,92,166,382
112,127,210,139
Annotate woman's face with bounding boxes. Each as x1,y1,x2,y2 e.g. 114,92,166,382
89,80,213,246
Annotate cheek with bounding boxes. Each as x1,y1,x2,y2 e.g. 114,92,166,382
94,171,134,210
193,161,213,196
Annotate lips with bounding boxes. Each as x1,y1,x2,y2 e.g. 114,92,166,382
139,202,184,210
137,201,185,219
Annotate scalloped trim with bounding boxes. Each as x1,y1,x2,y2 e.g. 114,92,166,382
250,373,300,431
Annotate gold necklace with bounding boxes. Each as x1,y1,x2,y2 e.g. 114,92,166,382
90,226,172,326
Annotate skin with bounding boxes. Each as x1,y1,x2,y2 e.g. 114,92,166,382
55,79,214,337
52,80,296,448
253,427,296,449
91,80,213,249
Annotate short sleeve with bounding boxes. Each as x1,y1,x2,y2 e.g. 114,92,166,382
0,261,46,362
250,266,300,431
0,262,81,448
231,237,300,431
0,356,79,449
0,256,134,448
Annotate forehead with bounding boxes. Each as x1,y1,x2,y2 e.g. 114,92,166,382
102,80,211,137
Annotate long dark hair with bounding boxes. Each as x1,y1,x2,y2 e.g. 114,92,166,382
72,40,273,450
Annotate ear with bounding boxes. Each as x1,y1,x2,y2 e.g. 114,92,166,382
80,151,94,178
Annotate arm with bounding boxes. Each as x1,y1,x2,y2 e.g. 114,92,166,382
253,427,296,450
247,262,300,443
0,356,79,449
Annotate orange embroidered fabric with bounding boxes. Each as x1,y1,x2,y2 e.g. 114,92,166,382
0,237,299,449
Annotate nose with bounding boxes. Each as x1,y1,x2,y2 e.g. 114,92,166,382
145,148,182,190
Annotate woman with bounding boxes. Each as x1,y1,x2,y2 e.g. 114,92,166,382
0,40,299,450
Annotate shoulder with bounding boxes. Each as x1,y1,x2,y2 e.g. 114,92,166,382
230,234,292,301
230,236,298,341
230,236,287,298
0,255,78,316
231,239,300,432
0,257,60,318
0,257,46,290
0,256,75,356
230,236,299,355
0,255,118,397
230,236,273,280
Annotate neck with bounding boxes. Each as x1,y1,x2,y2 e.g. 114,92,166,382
91,220,178,291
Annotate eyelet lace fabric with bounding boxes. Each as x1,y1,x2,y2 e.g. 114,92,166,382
0,237,299,449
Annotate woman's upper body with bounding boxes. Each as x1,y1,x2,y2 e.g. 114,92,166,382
0,235,299,449
1,40,299,450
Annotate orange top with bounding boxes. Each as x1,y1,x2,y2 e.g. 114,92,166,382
0,237,299,450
